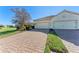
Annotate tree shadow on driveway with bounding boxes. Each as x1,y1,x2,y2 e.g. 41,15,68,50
30,29,49,34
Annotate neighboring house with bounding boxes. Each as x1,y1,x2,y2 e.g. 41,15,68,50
33,10,79,29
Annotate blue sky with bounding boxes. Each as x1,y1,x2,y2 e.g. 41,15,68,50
0,6,79,25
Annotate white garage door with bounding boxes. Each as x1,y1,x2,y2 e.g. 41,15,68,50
53,21,76,29
35,23,49,29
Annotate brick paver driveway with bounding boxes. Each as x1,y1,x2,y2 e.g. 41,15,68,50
0,31,47,53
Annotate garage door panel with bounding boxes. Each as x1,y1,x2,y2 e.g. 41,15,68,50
53,21,76,29
35,23,49,29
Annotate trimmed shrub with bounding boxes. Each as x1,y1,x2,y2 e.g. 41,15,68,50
25,24,32,30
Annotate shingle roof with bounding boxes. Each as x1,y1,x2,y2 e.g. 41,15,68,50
33,10,79,22
34,15,55,22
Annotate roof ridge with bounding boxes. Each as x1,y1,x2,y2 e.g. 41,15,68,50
63,9,79,15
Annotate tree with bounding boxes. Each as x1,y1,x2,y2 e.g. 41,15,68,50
0,25,4,27
7,25,15,28
11,8,31,31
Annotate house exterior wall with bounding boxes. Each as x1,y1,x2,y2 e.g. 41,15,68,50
50,11,79,29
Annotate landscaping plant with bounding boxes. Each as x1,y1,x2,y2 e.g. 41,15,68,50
44,31,68,53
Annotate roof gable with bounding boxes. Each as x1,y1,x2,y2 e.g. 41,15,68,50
58,10,79,16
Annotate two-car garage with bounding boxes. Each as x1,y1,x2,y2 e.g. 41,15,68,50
52,20,77,29
35,22,49,29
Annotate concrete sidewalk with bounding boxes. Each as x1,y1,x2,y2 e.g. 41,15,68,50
61,39,79,53
55,29,79,53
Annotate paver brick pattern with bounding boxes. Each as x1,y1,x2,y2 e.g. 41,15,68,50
0,31,47,53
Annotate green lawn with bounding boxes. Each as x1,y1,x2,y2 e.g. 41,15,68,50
44,33,68,53
0,27,16,32
0,27,19,38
